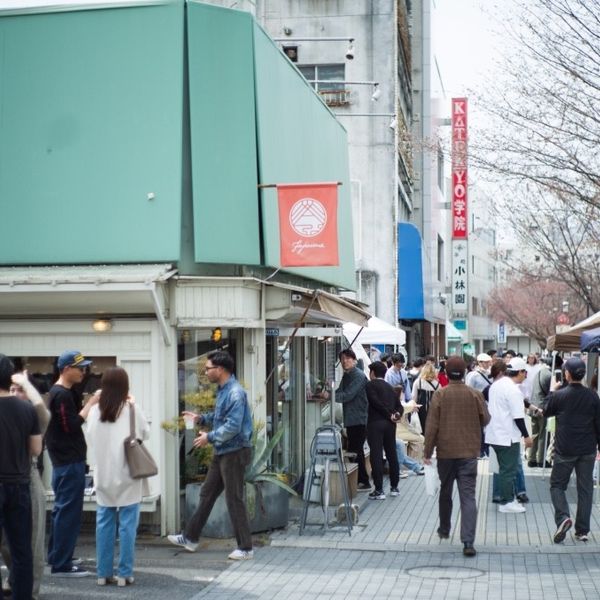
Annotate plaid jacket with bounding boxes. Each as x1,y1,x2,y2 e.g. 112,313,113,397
424,381,490,459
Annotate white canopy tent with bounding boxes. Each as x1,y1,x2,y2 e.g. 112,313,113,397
343,316,406,347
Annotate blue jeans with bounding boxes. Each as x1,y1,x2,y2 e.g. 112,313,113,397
395,440,422,473
492,453,526,499
96,503,140,578
47,461,86,572
0,482,33,600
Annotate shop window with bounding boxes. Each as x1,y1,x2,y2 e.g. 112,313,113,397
175,329,238,488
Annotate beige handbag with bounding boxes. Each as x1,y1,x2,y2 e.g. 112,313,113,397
124,403,158,479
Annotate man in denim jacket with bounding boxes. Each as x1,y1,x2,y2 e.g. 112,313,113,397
169,350,254,560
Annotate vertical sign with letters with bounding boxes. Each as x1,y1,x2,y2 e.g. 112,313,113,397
451,98,468,240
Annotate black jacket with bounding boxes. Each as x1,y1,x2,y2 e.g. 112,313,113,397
544,383,600,456
366,378,402,424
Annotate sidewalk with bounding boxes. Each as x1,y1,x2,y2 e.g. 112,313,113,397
191,462,600,599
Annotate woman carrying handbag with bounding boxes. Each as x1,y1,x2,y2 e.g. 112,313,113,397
85,367,151,587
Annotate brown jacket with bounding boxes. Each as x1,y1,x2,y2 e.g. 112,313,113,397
424,380,490,459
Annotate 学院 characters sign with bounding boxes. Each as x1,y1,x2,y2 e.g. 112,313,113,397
277,182,339,267
451,98,468,239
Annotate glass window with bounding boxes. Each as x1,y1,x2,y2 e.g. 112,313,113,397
297,64,345,91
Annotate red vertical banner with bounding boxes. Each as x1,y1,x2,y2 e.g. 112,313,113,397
277,182,339,267
451,98,468,239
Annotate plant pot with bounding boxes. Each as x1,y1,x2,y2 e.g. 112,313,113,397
185,480,290,538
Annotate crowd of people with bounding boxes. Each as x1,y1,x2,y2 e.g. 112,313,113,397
350,348,600,556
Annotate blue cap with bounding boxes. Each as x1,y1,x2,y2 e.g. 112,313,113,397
57,350,92,371
564,357,586,380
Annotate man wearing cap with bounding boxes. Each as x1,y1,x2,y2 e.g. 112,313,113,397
46,351,98,577
0,354,42,599
544,357,600,543
485,357,533,514
465,354,493,393
424,356,490,557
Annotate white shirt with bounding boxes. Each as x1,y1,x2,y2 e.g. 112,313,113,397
485,376,525,446
85,402,150,507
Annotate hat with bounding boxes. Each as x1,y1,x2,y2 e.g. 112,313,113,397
446,356,466,379
564,357,586,380
477,353,492,362
57,350,92,371
507,357,528,372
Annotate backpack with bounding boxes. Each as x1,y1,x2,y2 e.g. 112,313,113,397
416,380,440,413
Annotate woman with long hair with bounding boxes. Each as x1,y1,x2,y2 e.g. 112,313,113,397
411,362,440,433
85,367,150,587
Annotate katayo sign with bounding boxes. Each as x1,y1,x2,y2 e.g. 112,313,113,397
277,182,339,267
451,98,468,239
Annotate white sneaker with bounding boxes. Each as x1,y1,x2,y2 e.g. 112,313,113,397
399,471,409,479
228,549,254,560
498,500,526,514
167,533,198,552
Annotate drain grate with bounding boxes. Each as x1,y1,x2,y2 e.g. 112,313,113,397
406,566,485,580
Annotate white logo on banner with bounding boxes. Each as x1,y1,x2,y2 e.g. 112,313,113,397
289,198,327,237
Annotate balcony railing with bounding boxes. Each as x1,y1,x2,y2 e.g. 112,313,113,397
318,88,351,107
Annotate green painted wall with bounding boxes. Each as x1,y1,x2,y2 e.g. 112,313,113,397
0,2,183,264
253,25,356,291
187,3,260,265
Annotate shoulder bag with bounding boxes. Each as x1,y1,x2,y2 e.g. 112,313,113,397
124,403,158,479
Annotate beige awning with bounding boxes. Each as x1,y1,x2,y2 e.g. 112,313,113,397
264,281,370,327
547,310,600,351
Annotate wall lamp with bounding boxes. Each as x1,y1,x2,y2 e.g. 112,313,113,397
273,37,356,60
92,318,112,333
308,80,381,101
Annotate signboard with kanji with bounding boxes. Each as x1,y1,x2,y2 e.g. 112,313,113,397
451,97,468,240
452,240,468,315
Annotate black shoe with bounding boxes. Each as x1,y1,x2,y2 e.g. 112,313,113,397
527,461,539,468
368,489,386,500
437,528,450,539
463,543,476,557
51,565,91,578
544,461,552,468
357,482,372,491
553,517,573,544
516,493,529,504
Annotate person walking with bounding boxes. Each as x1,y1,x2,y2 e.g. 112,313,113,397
0,355,42,600
424,356,490,557
1,371,50,600
411,362,440,434
384,353,412,401
46,350,97,577
365,361,401,500
169,350,254,560
333,349,370,490
485,357,533,514
544,358,600,543
85,367,151,586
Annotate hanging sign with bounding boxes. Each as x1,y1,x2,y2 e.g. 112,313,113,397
451,97,468,239
452,239,468,315
277,182,339,267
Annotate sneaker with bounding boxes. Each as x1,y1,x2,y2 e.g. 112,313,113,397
368,490,386,500
463,543,476,557
575,532,589,542
399,471,409,479
498,500,526,514
51,566,91,577
71,557,84,566
167,533,198,552
516,493,529,504
357,482,372,491
228,549,254,561
527,460,539,468
117,576,135,586
389,487,400,497
415,467,425,476
553,518,573,544
97,577,117,586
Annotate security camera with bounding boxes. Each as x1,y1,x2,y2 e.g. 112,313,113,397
345,42,355,60
389,117,397,130
371,85,381,101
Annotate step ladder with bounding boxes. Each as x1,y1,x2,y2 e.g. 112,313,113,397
299,425,353,536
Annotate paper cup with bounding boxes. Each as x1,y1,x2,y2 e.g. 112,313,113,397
184,416,195,430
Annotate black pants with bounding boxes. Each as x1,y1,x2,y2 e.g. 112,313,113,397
367,420,399,491
346,425,369,486
185,447,252,550
0,482,33,600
